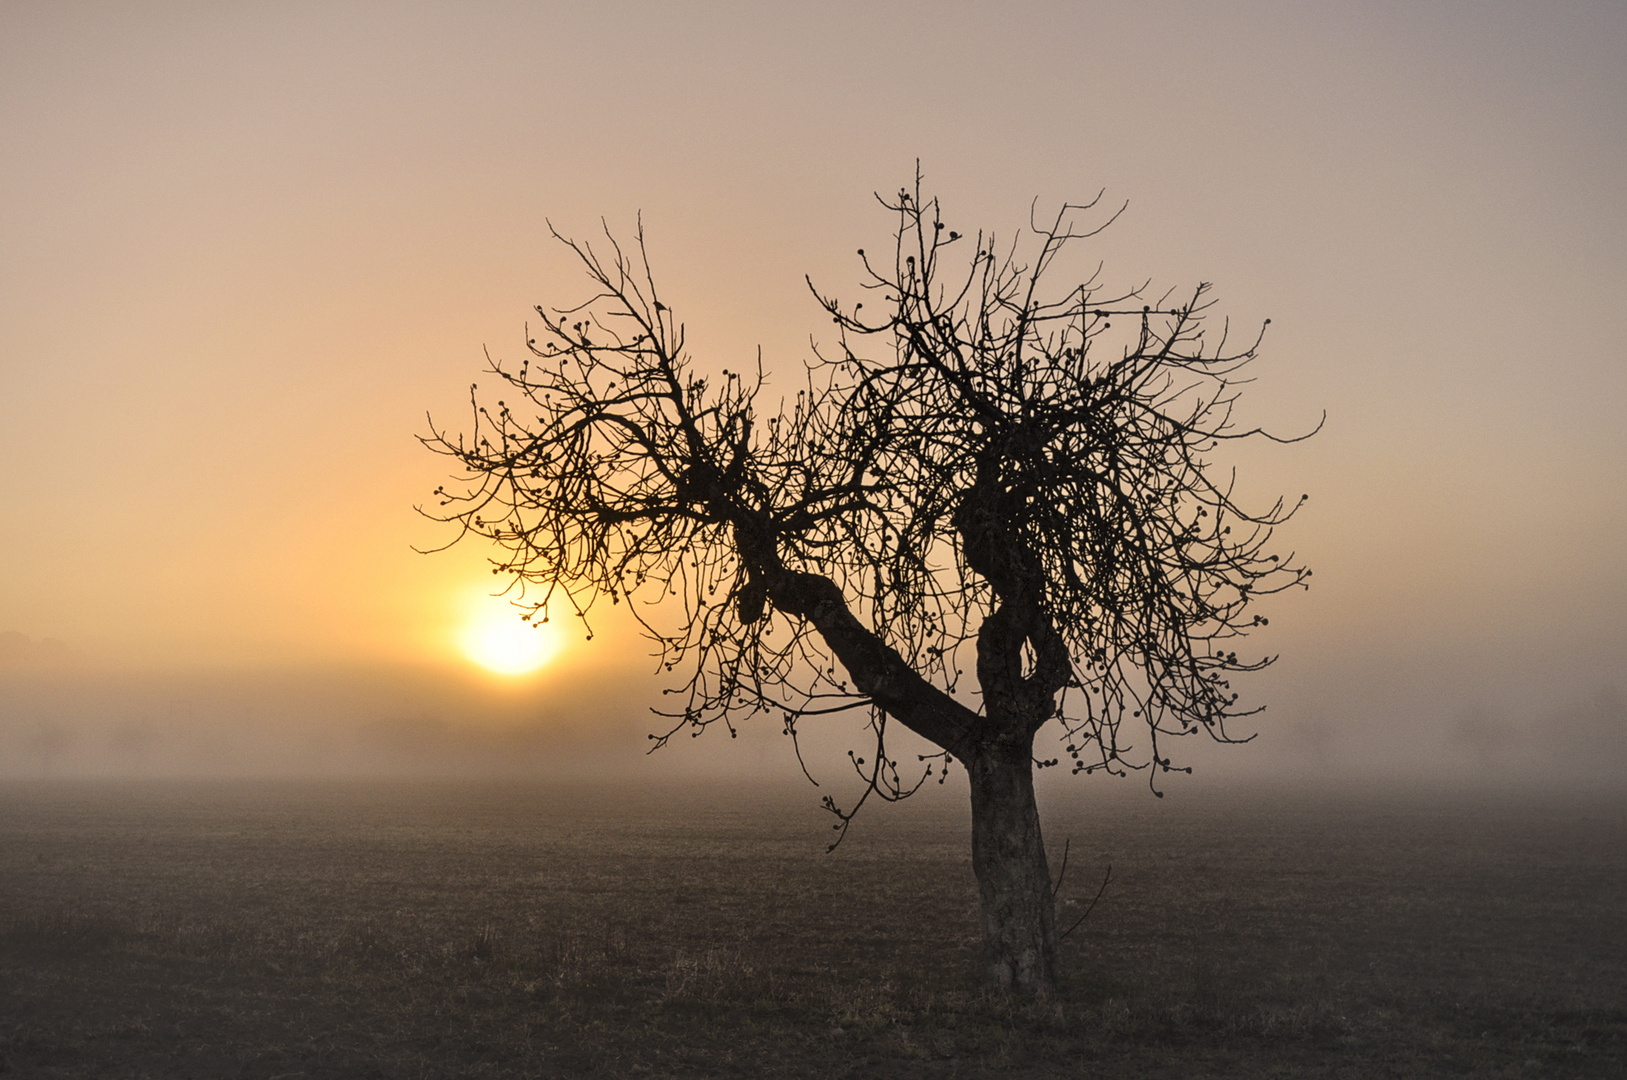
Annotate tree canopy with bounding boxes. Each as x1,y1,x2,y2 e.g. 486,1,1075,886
423,177,1314,992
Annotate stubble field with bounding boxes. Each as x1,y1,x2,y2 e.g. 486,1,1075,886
1,776,1623,1078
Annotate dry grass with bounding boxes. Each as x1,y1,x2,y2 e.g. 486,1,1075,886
1,778,1623,1078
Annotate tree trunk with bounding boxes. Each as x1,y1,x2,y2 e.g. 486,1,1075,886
967,735,1058,994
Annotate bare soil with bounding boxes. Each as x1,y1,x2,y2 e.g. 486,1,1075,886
2,778,1622,1078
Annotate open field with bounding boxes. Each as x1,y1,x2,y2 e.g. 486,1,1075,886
2,778,1623,1078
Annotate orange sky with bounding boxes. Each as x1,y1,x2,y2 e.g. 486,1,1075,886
2,1,1623,782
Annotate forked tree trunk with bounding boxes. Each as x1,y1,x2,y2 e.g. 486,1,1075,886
966,735,1058,994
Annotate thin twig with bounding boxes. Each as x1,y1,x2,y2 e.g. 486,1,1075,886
1058,865,1112,942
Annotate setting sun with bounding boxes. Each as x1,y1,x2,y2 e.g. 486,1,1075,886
458,599,563,676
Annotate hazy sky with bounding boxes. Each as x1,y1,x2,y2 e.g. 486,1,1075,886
2,1,1623,782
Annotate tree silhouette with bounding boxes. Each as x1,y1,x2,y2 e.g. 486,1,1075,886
422,177,1314,994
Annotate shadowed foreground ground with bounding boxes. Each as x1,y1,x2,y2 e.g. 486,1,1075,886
1,778,1623,1078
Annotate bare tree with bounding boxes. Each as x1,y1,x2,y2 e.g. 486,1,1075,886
422,176,1314,994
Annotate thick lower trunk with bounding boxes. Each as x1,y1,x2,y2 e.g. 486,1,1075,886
967,737,1058,994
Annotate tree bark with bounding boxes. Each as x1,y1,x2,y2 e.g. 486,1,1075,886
967,734,1058,994
763,566,983,759
761,559,1061,994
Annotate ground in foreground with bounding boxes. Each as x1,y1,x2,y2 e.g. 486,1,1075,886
2,778,1623,1078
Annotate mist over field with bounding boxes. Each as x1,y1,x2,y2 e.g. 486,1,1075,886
4,627,1622,793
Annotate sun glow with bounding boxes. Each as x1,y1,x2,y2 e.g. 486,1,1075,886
458,598,563,676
